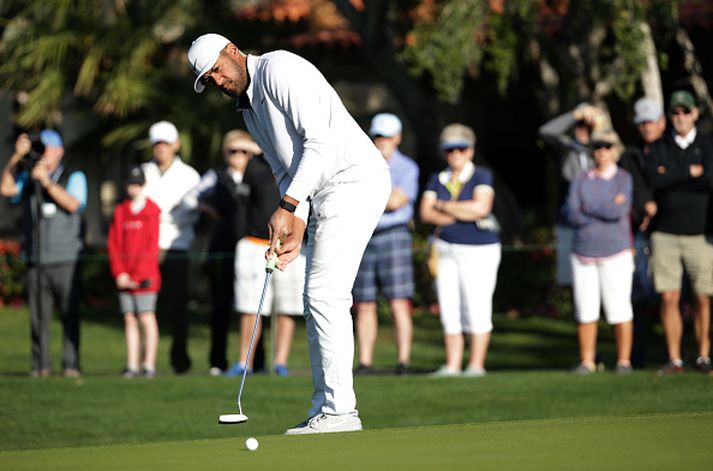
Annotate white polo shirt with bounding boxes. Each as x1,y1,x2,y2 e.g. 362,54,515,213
238,50,388,223
142,157,201,250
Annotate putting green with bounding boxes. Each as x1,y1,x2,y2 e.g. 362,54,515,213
3,411,711,470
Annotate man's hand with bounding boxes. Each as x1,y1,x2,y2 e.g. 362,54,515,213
613,193,627,205
30,159,52,188
267,199,305,270
14,134,31,160
690,164,704,178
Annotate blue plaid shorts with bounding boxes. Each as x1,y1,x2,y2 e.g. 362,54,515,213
352,225,415,302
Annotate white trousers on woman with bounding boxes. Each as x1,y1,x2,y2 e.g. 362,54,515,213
570,251,634,325
303,170,390,417
435,240,501,335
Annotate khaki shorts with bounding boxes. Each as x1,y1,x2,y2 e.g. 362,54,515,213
234,237,306,316
650,232,713,295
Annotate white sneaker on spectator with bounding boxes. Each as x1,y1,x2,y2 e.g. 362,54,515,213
430,365,461,377
284,412,362,435
462,365,487,377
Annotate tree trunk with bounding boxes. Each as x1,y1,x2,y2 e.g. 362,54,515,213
639,22,663,107
676,27,713,117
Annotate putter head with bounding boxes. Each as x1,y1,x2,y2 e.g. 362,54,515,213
219,413,248,424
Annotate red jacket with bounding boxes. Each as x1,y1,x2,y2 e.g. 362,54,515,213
108,198,161,293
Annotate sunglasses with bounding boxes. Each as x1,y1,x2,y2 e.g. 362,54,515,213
592,142,614,150
671,108,692,116
226,148,249,155
443,146,470,154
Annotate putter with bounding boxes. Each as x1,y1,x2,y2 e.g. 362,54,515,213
218,242,279,425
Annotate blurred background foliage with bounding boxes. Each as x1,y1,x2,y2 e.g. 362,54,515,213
0,0,712,314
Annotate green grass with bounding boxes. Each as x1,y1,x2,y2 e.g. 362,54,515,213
1,305,712,469
3,413,712,471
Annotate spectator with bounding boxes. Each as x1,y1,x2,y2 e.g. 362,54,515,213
1,130,87,378
539,103,605,286
183,130,262,376
645,90,713,375
141,121,200,374
419,124,501,377
618,97,666,367
107,166,161,378
353,113,419,375
565,128,634,374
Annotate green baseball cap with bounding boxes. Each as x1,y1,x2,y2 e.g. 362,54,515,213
669,90,696,111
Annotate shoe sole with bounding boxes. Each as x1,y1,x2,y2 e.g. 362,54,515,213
284,426,362,436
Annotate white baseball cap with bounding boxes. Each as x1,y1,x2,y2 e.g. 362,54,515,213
369,113,402,137
633,97,662,124
149,121,179,145
188,33,231,93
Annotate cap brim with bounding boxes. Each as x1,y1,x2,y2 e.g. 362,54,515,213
193,53,220,93
440,141,472,150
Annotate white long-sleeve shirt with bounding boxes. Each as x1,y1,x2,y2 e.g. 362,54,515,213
142,157,201,250
238,50,388,223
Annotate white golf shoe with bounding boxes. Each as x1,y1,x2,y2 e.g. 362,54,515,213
284,412,362,435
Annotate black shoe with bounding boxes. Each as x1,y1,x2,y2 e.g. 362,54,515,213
656,360,684,376
395,363,411,375
695,357,711,374
354,363,374,375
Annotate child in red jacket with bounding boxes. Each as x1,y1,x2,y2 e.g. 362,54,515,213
108,167,161,378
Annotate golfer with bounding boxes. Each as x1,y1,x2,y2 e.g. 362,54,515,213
188,34,390,435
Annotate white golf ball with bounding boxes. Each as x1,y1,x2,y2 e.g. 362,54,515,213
245,437,259,451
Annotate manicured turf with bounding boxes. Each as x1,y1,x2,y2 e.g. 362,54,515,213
2,412,712,470
1,305,712,469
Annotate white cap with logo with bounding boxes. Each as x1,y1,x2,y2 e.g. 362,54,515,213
188,33,231,93
149,121,179,145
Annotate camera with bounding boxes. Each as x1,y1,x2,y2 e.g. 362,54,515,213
139,279,152,288
22,133,46,168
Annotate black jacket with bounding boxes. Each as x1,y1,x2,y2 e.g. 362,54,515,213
644,131,713,235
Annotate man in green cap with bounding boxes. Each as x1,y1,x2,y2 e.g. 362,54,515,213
645,89,713,375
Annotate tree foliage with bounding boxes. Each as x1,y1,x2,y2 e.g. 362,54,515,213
399,0,681,106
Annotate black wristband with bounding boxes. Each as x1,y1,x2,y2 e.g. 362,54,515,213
279,199,297,213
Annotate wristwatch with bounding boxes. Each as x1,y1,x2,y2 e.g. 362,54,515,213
279,199,297,213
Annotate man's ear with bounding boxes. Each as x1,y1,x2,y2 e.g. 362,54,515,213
225,43,239,57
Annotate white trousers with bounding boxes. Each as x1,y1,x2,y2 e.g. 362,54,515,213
304,169,390,416
435,240,501,335
571,251,634,325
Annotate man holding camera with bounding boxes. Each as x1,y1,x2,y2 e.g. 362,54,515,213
1,130,87,378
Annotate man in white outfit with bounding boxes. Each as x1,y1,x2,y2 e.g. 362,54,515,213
188,34,390,434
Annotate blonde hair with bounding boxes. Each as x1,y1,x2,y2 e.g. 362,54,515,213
590,128,623,161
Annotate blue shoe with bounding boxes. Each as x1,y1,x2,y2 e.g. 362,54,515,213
273,364,289,377
224,362,252,377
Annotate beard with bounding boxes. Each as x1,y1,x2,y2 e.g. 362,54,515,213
219,81,239,98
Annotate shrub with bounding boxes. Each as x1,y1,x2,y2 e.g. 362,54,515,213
0,239,25,306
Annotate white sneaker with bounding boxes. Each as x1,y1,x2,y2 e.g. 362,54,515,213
430,365,461,377
462,366,487,377
284,412,362,435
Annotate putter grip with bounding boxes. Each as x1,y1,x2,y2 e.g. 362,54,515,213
266,240,280,272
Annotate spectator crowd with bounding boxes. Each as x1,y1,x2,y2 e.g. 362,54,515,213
2,89,712,380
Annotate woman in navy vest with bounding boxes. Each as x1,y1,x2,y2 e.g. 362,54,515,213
420,124,501,377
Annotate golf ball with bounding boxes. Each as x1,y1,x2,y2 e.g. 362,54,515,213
245,437,259,451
